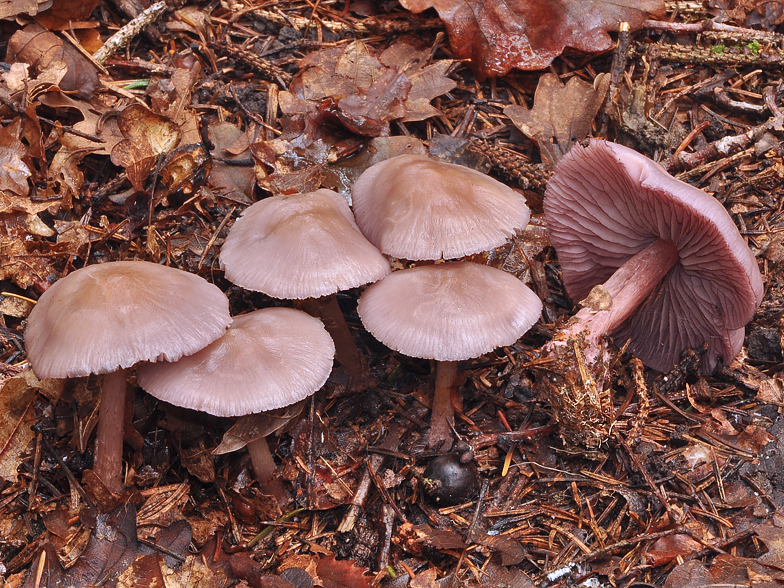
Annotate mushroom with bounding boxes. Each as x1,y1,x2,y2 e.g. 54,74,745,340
137,307,335,497
24,261,231,493
357,262,542,450
219,189,390,384
544,140,763,374
351,154,531,260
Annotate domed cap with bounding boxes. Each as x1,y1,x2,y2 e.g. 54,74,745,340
351,155,530,261
544,140,763,372
137,308,335,417
25,261,232,379
220,189,390,299
357,262,542,361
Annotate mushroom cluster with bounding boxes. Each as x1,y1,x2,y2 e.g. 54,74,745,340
24,261,232,493
351,154,543,450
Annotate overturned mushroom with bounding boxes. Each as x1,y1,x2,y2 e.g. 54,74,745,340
25,261,231,493
543,140,763,444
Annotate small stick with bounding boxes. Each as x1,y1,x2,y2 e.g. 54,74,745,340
93,2,168,65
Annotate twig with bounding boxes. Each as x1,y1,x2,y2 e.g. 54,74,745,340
93,1,168,65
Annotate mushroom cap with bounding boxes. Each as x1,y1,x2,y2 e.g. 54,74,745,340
351,155,530,260
220,189,390,299
136,308,335,417
25,261,232,379
544,140,764,372
357,262,542,361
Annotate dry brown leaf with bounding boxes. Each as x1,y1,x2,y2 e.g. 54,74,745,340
6,22,98,98
35,0,100,29
0,374,38,481
505,73,610,167
316,555,373,588
207,121,255,204
214,402,305,455
0,123,30,198
111,104,182,191
399,0,664,78
0,0,51,19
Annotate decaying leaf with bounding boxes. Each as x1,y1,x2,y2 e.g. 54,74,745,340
505,73,610,167
208,121,255,204
0,371,63,481
284,39,455,139
214,403,305,456
316,555,374,588
0,123,31,198
665,554,784,588
111,104,182,191
399,0,665,78
6,22,98,98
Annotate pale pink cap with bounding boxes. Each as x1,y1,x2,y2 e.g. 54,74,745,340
357,262,542,361
351,155,530,260
220,189,390,299
137,308,335,417
25,261,231,379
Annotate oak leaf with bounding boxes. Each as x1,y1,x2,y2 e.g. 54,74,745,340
399,0,665,78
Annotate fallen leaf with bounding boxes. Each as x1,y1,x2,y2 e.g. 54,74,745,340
208,121,255,204
0,374,39,481
111,104,182,191
6,22,98,98
316,555,373,588
399,0,664,78
214,402,305,455
505,73,610,167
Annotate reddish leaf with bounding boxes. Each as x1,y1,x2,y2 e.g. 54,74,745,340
399,0,665,78
316,555,373,588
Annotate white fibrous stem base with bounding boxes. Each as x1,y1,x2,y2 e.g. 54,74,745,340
94,368,130,494
426,360,458,451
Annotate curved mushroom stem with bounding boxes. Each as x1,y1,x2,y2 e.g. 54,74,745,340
94,368,129,494
300,295,369,387
558,238,680,362
247,436,289,505
426,360,458,451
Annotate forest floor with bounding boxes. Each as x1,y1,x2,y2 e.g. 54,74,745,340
3,1,784,587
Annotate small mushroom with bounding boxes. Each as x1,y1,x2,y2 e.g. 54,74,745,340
137,307,335,498
351,154,531,261
220,189,389,384
544,140,763,373
24,261,231,493
357,262,542,449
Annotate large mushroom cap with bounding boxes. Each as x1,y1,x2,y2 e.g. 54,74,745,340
137,308,335,417
351,154,530,261
24,261,231,379
220,189,390,299
357,262,542,361
544,140,763,372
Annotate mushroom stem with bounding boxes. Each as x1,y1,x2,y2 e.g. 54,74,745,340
247,436,289,505
300,295,366,383
93,368,129,493
427,360,458,451
564,239,680,345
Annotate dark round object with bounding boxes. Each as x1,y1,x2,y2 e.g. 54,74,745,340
422,453,479,505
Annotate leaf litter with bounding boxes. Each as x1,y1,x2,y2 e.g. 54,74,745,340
2,0,784,587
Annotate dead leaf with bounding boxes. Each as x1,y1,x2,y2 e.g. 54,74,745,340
111,104,182,191
208,121,255,204
665,554,784,588
337,69,411,136
505,73,610,167
316,555,373,588
0,123,31,198
6,22,98,98
0,374,39,482
399,0,664,78
0,0,51,19
214,403,305,455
